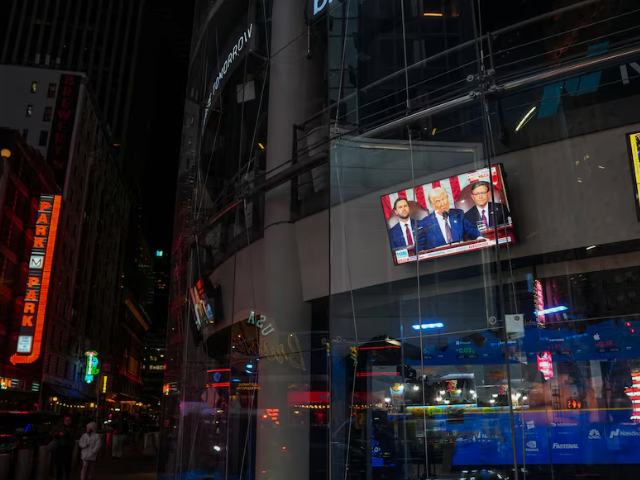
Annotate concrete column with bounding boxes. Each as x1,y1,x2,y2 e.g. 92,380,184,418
255,1,324,480
0,453,10,480
36,445,50,480
14,449,33,480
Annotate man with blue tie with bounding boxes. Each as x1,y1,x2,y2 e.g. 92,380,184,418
464,181,511,229
419,187,485,250
388,198,418,251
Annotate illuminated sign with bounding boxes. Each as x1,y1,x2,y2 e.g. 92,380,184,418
0,378,14,390
46,75,81,188
625,371,640,422
102,375,108,393
84,350,100,383
534,280,545,324
627,132,640,219
202,24,254,132
11,195,62,364
156,250,163,257
312,0,344,16
537,352,554,380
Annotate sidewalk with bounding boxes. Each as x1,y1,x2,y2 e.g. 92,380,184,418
69,451,157,480
92,453,157,480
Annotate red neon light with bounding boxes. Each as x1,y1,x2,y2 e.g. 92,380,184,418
210,382,230,388
207,369,231,373
356,372,401,377
359,346,400,350
11,195,61,365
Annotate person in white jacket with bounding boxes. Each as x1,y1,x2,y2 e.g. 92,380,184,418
78,422,102,480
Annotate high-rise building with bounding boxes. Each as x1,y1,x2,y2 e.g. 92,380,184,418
0,66,131,411
0,0,144,147
0,128,58,409
160,1,640,479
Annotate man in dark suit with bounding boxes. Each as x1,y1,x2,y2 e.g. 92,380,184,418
464,181,511,229
418,187,484,250
388,198,419,251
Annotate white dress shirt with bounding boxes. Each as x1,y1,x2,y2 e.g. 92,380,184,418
398,220,414,246
435,213,451,242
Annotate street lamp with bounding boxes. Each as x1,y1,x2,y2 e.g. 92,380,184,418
0,149,10,159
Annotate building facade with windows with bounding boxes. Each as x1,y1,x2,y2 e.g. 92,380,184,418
161,1,640,480
0,67,131,413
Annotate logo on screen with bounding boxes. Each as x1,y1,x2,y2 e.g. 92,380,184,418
552,443,579,449
588,429,602,440
396,249,408,260
610,429,640,438
526,420,535,430
525,441,539,452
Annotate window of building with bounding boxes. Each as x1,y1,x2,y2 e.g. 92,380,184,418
43,107,52,122
39,131,49,146
47,83,57,98
22,129,28,140
30,81,37,93
26,105,33,117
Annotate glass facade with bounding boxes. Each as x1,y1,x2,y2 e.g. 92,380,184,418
161,1,640,479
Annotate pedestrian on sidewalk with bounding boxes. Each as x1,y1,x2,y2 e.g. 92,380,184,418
51,415,75,480
79,421,102,480
112,413,127,459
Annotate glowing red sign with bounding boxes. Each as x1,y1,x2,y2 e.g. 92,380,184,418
625,371,640,422
534,280,545,324
537,352,554,380
11,195,62,364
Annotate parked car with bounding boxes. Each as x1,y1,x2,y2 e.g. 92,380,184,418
0,412,60,450
0,433,18,455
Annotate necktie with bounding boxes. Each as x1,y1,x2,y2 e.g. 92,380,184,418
405,224,413,246
445,219,453,243
481,209,489,228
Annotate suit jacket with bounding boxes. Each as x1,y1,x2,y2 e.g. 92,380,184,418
464,202,510,228
388,220,418,250
417,209,482,250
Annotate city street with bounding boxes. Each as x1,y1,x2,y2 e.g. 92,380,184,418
63,452,157,480
91,454,157,480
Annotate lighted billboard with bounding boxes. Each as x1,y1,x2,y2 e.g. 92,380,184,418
381,165,514,265
11,194,62,364
627,131,640,219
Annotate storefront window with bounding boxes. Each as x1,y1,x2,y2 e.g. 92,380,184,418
163,1,640,479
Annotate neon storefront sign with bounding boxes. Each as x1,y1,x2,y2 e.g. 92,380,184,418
84,351,100,383
11,195,62,364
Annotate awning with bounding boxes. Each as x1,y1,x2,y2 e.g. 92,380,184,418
44,383,92,401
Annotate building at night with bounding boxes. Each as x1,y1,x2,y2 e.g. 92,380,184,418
0,128,59,409
161,1,640,480
0,0,144,146
0,67,131,413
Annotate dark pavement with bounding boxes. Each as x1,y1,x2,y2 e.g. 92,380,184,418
92,454,157,480
65,451,157,480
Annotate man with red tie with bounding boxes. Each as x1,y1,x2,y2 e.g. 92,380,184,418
464,181,511,229
388,198,418,251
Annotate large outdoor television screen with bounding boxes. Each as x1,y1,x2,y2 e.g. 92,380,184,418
189,278,220,330
626,131,640,220
381,164,515,265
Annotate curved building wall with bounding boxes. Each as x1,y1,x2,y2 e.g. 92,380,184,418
161,1,640,480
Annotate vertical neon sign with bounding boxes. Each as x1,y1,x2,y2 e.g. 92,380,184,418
534,280,545,325
84,351,100,383
11,195,62,364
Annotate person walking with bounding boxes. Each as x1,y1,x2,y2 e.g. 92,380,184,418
79,422,101,480
112,414,127,459
51,415,75,480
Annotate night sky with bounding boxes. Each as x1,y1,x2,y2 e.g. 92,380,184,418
133,0,195,254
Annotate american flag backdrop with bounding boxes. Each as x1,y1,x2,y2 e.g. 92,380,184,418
382,166,504,219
